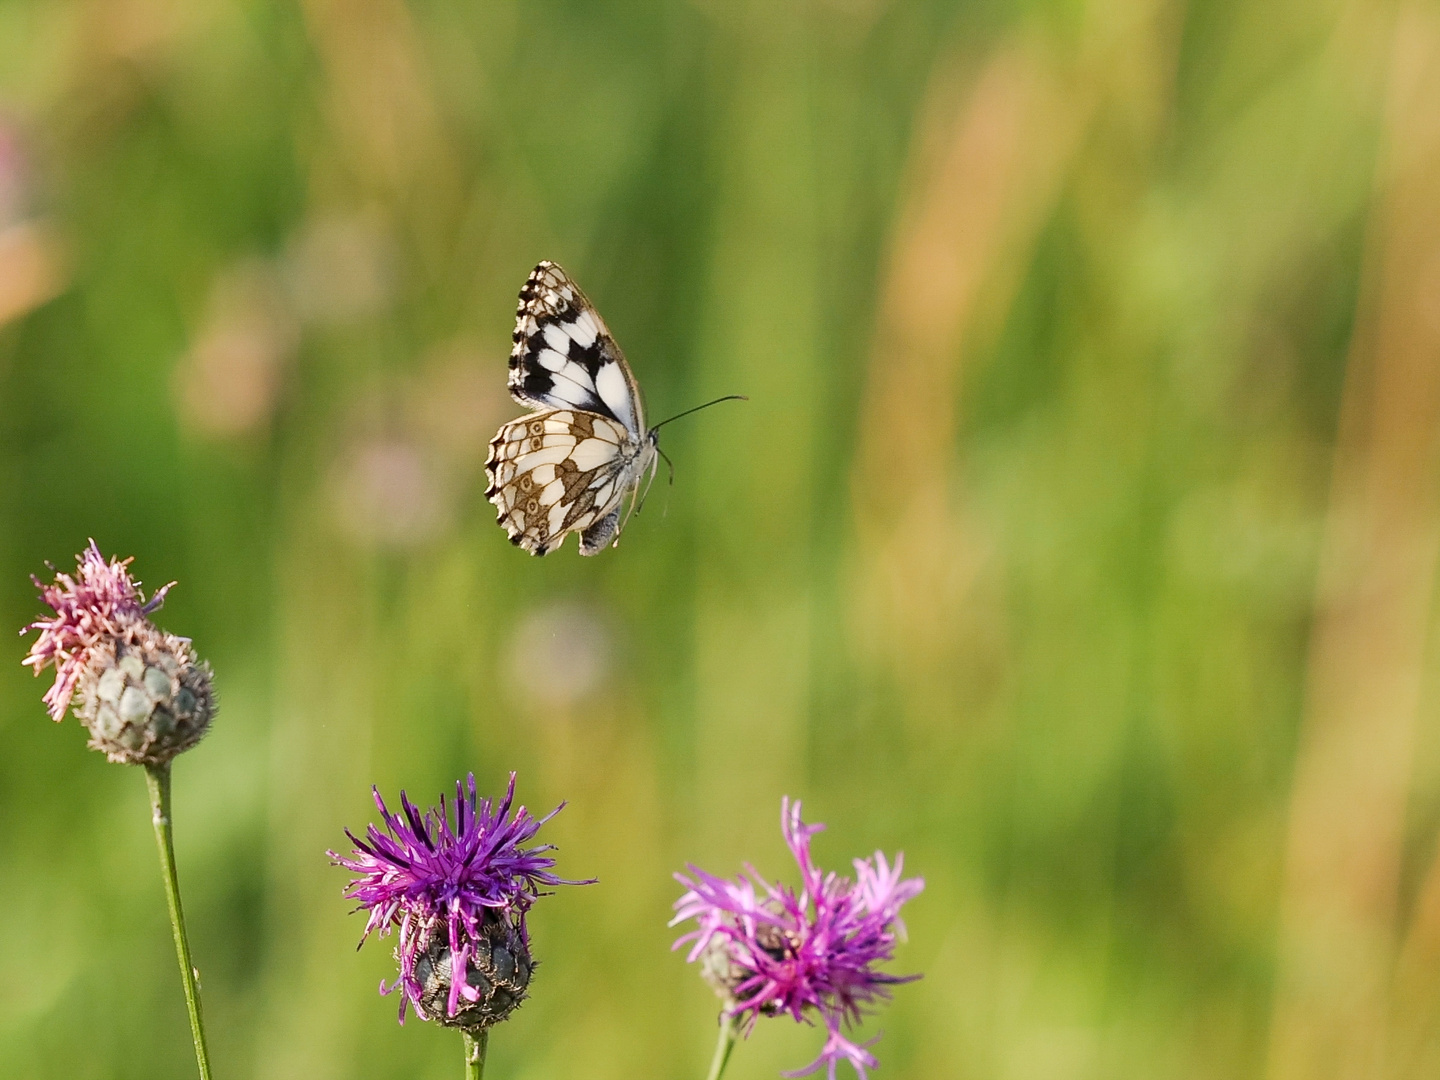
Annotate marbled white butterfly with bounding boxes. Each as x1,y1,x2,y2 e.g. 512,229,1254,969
485,261,741,556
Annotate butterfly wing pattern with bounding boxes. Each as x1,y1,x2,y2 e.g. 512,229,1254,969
485,262,658,556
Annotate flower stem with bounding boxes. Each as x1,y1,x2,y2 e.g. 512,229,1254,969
704,1013,737,1080
463,1027,489,1080
144,762,214,1080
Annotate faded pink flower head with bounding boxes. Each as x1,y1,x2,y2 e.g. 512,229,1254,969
672,799,923,1080
21,542,211,766
22,540,172,722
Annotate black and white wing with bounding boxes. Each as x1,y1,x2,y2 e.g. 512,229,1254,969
486,262,658,556
507,261,646,437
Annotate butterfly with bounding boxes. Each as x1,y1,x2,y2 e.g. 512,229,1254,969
485,261,742,556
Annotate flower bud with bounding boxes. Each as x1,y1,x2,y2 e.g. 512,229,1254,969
412,913,534,1030
75,622,215,766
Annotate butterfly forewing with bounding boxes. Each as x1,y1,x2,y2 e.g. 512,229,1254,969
508,262,645,436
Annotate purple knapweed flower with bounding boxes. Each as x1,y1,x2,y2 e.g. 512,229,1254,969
330,773,594,1029
672,799,924,1080
22,542,212,765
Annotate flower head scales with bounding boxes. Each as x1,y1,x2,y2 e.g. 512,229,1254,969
330,772,594,1025
23,540,172,721
671,799,923,1080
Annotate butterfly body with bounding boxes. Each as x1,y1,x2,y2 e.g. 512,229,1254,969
485,262,661,556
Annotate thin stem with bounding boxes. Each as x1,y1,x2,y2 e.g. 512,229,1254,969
463,1027,489,1080
144,763,214,1080
704,1013,738,1080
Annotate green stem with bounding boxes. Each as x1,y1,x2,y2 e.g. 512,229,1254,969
144,763,214,1080
704,1013,738,1080
463,1027,489,1080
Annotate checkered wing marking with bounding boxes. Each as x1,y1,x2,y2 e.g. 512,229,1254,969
508,261,645,437
484,409,635,556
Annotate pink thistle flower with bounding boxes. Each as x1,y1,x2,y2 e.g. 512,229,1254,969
672,799,924,1080
22,540,172,722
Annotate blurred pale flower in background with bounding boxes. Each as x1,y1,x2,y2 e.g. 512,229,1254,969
507,600,614,710
327,344,505,549
332,436,448,549
404,336,507,463
174,258,297,438
282,211,395,326
0,121,27,224
0,119,64,328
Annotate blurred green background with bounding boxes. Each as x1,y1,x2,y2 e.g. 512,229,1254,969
3,0,1440,1078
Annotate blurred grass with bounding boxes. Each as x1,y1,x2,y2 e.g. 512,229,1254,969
1,0,1439,1078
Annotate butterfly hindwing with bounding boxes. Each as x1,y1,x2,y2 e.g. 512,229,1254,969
484,408,642,556
508,261,644,436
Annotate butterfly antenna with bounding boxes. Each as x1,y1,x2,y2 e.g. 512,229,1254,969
651,394,748,431
637,399,735,519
